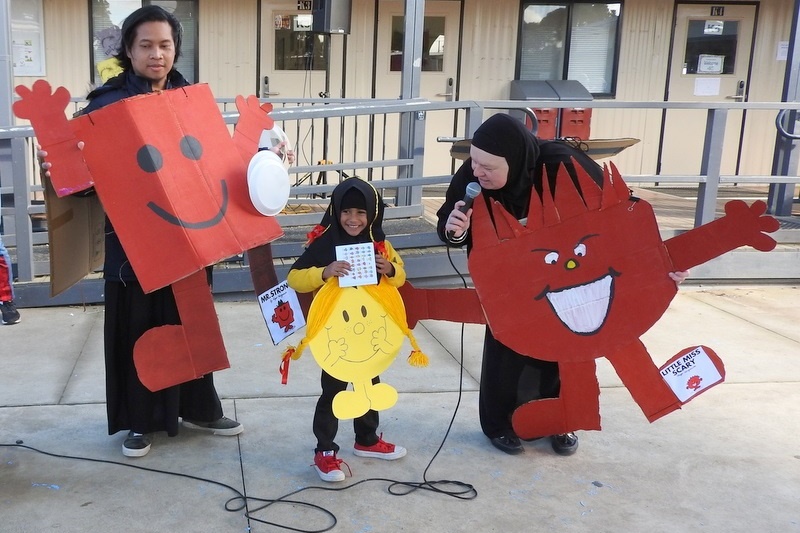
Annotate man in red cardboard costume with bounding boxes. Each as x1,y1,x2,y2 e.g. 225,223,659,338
14,6,283,457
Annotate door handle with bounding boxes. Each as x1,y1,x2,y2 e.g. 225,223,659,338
436,77,454,101
726,80,745,100
261,76,280,97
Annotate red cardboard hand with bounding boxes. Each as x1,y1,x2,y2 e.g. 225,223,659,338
232,95,275,163
13,80,93,195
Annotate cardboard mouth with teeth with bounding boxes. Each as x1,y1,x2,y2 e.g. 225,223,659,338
542,273,616,335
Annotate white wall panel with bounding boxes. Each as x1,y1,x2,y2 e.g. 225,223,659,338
199,0,258,98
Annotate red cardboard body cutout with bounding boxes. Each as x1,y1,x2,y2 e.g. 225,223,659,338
14,80,284,391
401,162,777,440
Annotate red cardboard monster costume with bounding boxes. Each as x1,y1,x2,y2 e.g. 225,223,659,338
403,117,778,443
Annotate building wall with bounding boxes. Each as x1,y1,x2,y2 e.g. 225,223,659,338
459,0,519,101
347,0,378,98
592,0,794,175
199,0,259,99
9,0,797,176
592,0,675,174
738,0,793,174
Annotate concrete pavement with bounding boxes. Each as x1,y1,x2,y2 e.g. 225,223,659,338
1,284,799,532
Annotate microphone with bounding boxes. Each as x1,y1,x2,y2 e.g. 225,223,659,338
447,181,481,240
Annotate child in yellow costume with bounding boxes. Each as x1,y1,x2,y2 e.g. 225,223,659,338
286,177,426,483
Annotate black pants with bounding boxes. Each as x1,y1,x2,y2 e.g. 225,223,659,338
104,280,223,437
478,327,560,439
313,370,380,452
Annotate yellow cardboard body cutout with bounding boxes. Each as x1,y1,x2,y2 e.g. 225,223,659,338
306,279,407,419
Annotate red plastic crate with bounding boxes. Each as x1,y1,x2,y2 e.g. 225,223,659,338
530,108,558,140
559,107,592,139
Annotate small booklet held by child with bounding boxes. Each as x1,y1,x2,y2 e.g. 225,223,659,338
335,242,378,287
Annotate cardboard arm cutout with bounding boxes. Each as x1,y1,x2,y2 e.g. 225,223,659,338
665,199,779,270
13,80,94,196
398,284,485,329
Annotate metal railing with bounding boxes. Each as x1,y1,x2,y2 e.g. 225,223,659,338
2,97,800,306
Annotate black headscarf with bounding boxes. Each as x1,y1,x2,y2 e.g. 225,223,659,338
470,113,541,218
291,178,386,270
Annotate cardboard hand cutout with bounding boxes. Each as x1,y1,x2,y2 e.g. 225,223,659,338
400,161,778,440
14,80,285,391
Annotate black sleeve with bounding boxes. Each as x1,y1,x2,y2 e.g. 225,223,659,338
435,162,474,247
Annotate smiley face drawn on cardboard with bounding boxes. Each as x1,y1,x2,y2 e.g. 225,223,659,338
307,281,405,420
68,84,280,291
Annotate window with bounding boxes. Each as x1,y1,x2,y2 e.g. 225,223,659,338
90,0,198,85
683,20,739,75
274,14,328,71
11,0,46,76
519,2,620,96
390,16,445,72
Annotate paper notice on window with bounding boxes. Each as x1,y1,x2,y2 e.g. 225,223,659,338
697,55,724,74
694,77,721,96
777,41,789,61
703,20,724,35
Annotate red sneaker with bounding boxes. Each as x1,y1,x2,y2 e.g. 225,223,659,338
313,450,348,482
353,434,407,460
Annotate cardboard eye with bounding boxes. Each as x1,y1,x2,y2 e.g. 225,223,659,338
137,144,163,173
180,135,203,160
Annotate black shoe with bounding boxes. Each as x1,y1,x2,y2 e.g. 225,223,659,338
122,431,151,458
1,300,20,325
490,435,524,455
551,432,579,456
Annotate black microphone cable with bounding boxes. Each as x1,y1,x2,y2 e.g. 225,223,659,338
0,254,479,531
0,437,337,532
3,393,477,533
